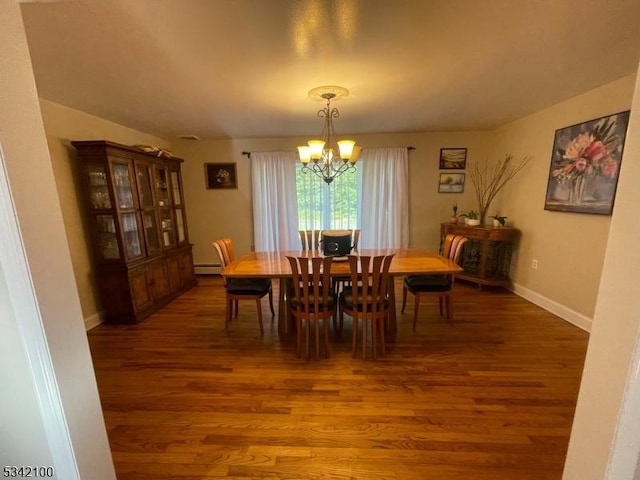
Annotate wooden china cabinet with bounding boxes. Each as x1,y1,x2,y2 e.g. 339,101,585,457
73,140,196,323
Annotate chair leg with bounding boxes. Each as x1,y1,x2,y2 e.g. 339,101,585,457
256,299,264,336
445,293,454,322
225,295,233,331
362,316,367,359
323,316,330,358
438,296,444,317
314,317,320,360
413,293,420,332
233,299,239,319
351,315,358,358
371,319,377,361
305,318,311,361
268,287,275,316
296,317,302,358
401,284,408,313
378,316,386,357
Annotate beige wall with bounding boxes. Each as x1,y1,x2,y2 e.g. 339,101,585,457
172,131,492,267
0,1,115,477
40,99,170,323
563,69,640,479
490,74,636,321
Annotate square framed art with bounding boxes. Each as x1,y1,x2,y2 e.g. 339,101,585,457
438,173,465,193
544,111,630,215
205,163,238,189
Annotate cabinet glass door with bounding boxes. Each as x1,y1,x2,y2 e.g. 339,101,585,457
121,213,143,258
136,163,155,208
96,214,119,259
112,162,135,209
155,167,170,207
159,210,176,248
175,210,186,243
142,211,161,253
87,164,111,209
170,170,182,206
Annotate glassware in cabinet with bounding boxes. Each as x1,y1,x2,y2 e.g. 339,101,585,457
96,214,119,259
121,212,143,258
86,164,112,209
155,166,170,207
159,209,176,247
112,162,135,209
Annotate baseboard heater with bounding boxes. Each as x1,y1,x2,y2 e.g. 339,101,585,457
194,263,222,275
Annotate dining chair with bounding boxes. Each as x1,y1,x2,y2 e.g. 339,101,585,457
339,254,395,360
212,238,274,336
286,256,336,360
401,234,468,331
299,229,323,251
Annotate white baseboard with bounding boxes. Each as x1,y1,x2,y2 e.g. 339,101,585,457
84,312,103,331
194,265,221,275
511,283,592,333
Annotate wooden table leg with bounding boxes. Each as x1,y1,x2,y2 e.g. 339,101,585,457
278,278,287,335
387,279,397,333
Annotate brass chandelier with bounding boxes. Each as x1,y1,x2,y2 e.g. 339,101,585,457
297,86,361,184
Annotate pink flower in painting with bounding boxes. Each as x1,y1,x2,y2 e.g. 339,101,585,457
554,121,621,184
583,140,607,162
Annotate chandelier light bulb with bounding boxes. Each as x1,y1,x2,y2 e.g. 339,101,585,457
308,140,325,161
297,146,311,164
338,139,355,161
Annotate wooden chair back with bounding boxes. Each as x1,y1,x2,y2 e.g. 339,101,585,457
346,255,394,313
212,238,233,268
441,234,467,266
342,254,395,360
299,230,323,251
299,229,361,251
286,256,335,359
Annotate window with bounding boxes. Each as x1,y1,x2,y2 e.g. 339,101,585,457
296,163,361,231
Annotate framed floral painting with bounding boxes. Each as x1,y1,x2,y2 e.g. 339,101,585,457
205,162,237,189
544,111,630,215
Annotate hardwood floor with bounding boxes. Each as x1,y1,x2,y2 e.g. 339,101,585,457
87,276,589,480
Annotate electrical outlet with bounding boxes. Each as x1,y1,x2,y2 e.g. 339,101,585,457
532,259,539,270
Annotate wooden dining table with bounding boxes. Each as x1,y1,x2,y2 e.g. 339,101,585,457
222,248,463,334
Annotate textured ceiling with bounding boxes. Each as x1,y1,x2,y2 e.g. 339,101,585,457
20,0,640,140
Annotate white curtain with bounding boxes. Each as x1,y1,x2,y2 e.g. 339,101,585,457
251,151,300,251
359,147,409,248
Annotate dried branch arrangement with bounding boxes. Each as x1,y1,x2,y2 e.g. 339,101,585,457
468,154,533,224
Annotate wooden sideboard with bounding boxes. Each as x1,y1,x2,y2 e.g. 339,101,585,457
441,223,519,289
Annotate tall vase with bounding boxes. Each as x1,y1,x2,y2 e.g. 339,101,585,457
569,176,586,205
479,207,488,226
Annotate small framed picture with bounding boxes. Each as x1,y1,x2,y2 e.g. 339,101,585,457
439,148,467,169
205,163,237,189
438,173,465,193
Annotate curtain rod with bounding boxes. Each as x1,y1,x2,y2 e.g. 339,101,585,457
242,146,415,159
